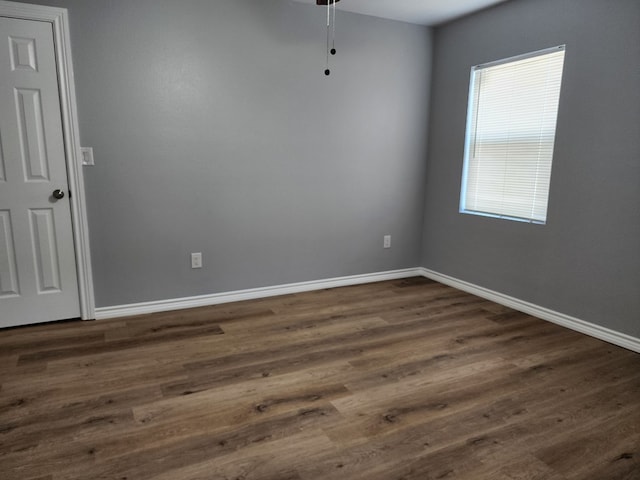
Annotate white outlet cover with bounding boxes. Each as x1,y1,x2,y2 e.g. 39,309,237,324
191,252,203,269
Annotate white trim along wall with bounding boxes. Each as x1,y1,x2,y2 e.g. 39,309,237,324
95,269,422,319
95,267,640,354
419,268,640,355
0,0,95,319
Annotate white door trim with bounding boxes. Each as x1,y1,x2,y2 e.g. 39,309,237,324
0,0,95,320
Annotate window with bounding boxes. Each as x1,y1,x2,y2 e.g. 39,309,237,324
460,46,565,224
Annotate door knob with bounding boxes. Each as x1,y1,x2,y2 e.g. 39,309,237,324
52,189,65,200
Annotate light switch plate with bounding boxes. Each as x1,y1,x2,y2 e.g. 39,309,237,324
81,147,95,166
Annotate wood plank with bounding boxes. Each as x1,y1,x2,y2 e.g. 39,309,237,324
0,278,638,480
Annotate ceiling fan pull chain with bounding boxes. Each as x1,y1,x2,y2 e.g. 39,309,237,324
318,0,339,75
325,0,331,75
331,0,336,56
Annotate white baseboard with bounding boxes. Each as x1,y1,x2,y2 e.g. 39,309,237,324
95,265,639,354
419,267,640,354
95,268,422,320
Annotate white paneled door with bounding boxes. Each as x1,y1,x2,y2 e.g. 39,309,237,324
0,16,80,328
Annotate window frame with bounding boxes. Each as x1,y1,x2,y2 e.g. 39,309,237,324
459,45,566,225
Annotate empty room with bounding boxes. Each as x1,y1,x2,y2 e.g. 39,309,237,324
0,0,639,478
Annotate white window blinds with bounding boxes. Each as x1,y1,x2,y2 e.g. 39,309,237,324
460,46,566,224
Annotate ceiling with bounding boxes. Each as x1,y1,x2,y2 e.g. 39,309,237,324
292,0,509,26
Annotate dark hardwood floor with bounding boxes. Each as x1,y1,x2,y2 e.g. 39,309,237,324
1,277,639,480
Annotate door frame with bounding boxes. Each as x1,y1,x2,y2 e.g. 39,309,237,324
0,0,95,320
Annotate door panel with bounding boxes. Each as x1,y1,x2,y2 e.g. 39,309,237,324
0,16,80,328
0,131,6,181
0,210,19,297
16,88,50,181
30,208,62,292
10,35,38,72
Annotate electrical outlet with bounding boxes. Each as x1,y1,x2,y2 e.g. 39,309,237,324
191,252,202,269
383,235,391,249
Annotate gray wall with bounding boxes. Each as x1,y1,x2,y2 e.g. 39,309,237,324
15,0,433,307
422,0,640,337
